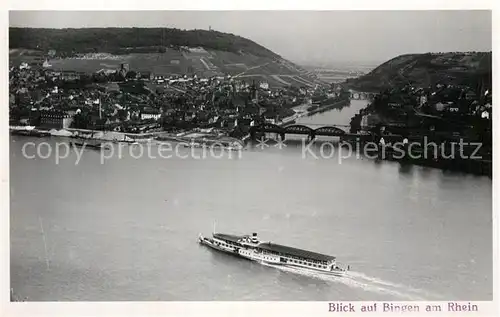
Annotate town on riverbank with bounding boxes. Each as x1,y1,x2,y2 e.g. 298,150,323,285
346,82,492,176
9,51,350,147
9,46,492,176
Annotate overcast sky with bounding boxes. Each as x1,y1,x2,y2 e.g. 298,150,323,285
9,11,492,65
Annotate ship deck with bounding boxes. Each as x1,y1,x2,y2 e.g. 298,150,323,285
213,233,336,262
257,242,335,262
213,233,244,244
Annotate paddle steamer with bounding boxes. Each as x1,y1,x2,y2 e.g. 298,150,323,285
199,232,349,276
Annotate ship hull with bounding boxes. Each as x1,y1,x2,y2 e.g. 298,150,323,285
199,234,347,276
198,235,240,255
273,262,347,277
237,249,347,276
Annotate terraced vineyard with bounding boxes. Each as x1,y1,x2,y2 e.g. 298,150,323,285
10,27,328,87
13,48,325,88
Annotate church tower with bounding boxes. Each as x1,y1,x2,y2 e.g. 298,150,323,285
251,80,259,103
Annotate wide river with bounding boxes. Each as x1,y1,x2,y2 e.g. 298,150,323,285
10,100,492,301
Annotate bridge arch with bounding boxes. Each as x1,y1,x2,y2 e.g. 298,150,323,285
350,91,380,100
284,124,314,135
314,126,346,136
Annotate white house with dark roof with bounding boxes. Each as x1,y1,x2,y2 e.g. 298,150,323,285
140,107,161,121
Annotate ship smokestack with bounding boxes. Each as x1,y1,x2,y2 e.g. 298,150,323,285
251,232,258,243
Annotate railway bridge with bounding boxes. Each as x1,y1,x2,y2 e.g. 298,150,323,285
249,123,365,141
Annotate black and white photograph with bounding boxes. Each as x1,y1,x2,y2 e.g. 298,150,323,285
5,6,496,311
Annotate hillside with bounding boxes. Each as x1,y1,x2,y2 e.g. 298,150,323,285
9,27,280,58
9,27,325,88
346,52,492,92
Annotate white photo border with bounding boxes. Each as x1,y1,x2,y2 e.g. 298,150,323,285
1,1,498,316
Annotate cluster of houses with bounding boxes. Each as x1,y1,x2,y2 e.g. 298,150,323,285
379,83,490,115
9,59,336,137
357,82,492,132
408,83,492,119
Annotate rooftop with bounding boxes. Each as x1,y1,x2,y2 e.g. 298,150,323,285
257,242,336,262
213,233,243,244
213,232,336,262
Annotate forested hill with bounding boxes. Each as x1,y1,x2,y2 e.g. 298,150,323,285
10,27,325,88
9,27,280,59
346,52,492,92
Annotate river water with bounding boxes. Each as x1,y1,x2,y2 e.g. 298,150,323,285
10,100,492,301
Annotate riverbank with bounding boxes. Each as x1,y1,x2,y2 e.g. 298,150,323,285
306,98,350,117
376,143,492,177
10,126,156,142
9,125,244,148
156,132,244,148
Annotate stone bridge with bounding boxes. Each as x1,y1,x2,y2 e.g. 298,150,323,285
350,91,378,100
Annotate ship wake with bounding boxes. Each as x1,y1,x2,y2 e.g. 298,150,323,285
261,262,442,300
